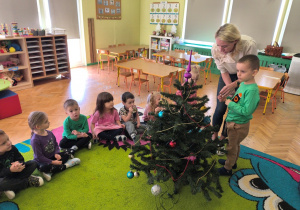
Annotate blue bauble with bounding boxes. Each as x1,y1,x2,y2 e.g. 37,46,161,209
203,116,211,124
198,129,202,133
127,171,134,179
158,111,164,118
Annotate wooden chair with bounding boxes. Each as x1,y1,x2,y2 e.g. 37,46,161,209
125,50,136,60
115,60,131,88
108,45,116,48
187,50,197,55
136,48,145,58
118,43,125,46
162,55,174,66
259,66,274,71
130,68,149,96
199,58,212,85
96,49,117,73
279,73,289,103
157,71,178,93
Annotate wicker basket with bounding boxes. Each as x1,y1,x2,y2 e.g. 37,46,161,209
265,42,283,57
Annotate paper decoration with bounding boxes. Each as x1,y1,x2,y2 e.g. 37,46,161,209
96,0,121,20
150,2,179,25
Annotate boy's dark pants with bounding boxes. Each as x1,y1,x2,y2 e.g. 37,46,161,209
37,152,70,174
225,122,249,170
97,128,123,140
59,133,92,149
0,160,37,192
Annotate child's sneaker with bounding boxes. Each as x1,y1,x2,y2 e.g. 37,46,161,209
130,133,136,142
42,172,52,182
218,167,232,176
65,158,81,168
87,141,92,150
28,175,44,187
4,191,15,199
218,159,237,169
115,135,127,142
216,145,226,156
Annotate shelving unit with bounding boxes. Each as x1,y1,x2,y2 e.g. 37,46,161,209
25,35,70,81
0,37,33,91
149,35,174,59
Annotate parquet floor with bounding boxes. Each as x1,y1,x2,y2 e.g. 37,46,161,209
1,64,299,166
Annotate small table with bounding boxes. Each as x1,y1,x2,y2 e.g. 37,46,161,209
115,59,185,91
99,45,149,59
153,51,211,64
255,70,284,114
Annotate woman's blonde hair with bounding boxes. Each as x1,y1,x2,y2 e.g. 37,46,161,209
215,23,242,56
147,91,161,112
28,111,48,136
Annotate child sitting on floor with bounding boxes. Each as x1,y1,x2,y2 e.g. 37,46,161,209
28,111,81,182
59,99,92,155
91,92,127,142
143,91,162,123
0,130,44,200
119,92,146,142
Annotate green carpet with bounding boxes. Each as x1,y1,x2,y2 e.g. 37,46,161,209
1,140,299,209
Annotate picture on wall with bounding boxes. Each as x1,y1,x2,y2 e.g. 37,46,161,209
150,2,179,25
96,0,121,19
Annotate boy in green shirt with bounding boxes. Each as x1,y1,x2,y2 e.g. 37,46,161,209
59,99,92,156
218,54,260,175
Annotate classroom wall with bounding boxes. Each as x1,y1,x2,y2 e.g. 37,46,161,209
139,0,186,45
82,0,141,64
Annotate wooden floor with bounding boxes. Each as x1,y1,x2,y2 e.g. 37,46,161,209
1,64,300,166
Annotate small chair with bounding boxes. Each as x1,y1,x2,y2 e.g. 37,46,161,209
259,83,281,114
259,66,274,71
136,48,145,58
130,68,149,96
96,49,117,73
116,59,131,88
162,55,174,66
279,73,289,103
199,58,212,85
157,71,178,93
187,50,197,55
118,43,125,46
108,45,116,48
125,50,136,60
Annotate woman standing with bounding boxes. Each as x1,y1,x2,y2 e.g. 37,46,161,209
211,24,257,141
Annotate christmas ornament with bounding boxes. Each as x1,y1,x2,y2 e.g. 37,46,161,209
158,111,164,118
200,106,207,111
128,154,134,159
169,140,176,148
134,171,140,178
127,171,134,179
151,184,162,196
184,50,193,82
203,116,211,124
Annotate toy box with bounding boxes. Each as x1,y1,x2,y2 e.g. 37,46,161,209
0,89,22,119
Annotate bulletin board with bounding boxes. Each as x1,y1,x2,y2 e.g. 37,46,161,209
96,0,121,20
150,2,179,25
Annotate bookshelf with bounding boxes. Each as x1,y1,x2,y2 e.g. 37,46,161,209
149,35,174,59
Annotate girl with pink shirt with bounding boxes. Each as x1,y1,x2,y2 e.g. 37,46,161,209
91,92,127,142
143,91,162,123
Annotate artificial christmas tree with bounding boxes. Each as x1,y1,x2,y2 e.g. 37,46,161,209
129,52,223,201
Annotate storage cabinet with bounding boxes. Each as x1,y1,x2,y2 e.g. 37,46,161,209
0,37,33,91
25,35,70,81
149,35,174,59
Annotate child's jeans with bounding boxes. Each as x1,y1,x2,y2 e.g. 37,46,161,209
0,160,37,192
59,132,92,149
124,121,146,136
225,121,249,170
37,152,70,174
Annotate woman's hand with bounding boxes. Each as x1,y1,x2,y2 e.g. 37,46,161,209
219,82,237,97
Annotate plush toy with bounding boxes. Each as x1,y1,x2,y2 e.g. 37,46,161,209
9,47,16,53
13,70,23,82
0,46,8,53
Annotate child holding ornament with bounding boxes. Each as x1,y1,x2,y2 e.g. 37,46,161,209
119,92,146,142
143,91,162,123
217,54,260,176
59,99,92,155
91,92,127,142
28,111,81,182
0,129,44,200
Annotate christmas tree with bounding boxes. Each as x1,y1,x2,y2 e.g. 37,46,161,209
129,53,223,201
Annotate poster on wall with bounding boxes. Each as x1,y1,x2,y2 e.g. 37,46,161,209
96,0,121,20
150,2,179,25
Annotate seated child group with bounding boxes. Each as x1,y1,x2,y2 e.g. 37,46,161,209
0,54,260,199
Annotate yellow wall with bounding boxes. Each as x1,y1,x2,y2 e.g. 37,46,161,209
82,0,141,63
139,0,186,45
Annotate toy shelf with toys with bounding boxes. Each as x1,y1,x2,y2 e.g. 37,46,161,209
0,37,33,91
149,35,174,59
